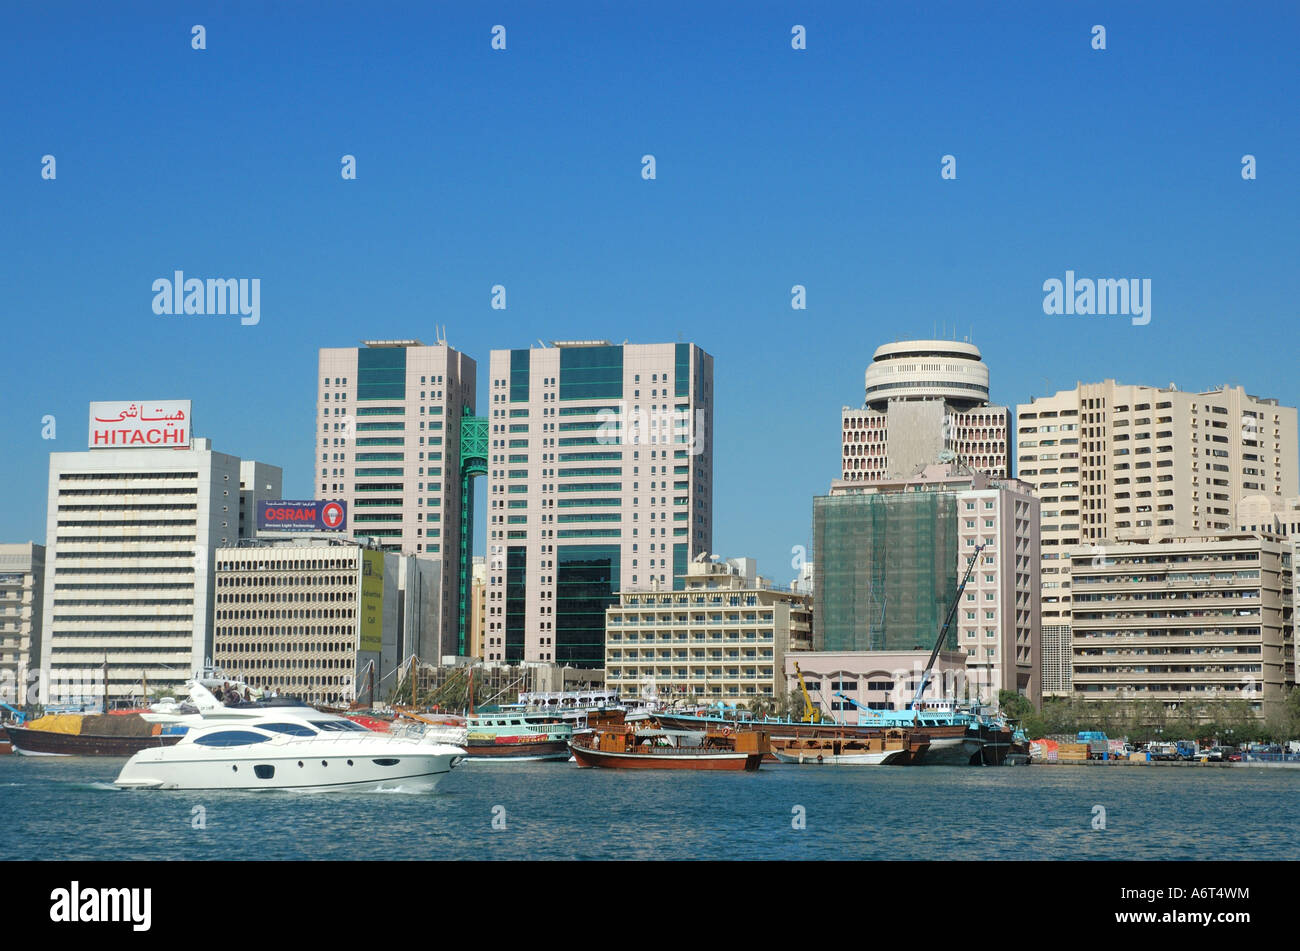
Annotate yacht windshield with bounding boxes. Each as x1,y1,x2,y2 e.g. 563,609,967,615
257,722,317,737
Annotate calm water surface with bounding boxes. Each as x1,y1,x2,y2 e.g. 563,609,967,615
2,756,1296,860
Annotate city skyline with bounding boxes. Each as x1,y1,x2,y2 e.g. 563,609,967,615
3,3,1298,585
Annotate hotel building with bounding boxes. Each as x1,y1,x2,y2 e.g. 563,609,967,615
316,339,478,656
484,341,714,667
1017,381,1298,696
813,462,1040,702
604,556,812,702
841,339,1010,483
41,438,280,703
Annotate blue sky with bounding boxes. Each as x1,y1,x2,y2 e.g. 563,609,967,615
1,1,1297,583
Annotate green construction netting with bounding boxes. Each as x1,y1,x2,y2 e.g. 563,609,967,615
813,491,959,652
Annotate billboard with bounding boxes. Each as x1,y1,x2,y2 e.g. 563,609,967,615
89,400,191,449
359,549,384,653
257,500,347,532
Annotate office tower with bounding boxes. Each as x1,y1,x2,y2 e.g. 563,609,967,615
316,339,479,658
812,462,1040,702
42,419,281,703
484,341,713,667
841,339,1010,482
1017,381,1298,695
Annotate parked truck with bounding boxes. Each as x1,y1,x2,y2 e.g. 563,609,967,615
1078,731,1110,760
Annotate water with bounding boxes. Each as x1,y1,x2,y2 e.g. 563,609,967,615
2,755,1297,860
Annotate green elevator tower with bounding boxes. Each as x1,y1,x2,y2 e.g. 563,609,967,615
457,413,488,656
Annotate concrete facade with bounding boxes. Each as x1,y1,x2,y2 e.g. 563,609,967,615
782,650,972,721
0,543,45,704
212,536,441,705
1069,534,1293,716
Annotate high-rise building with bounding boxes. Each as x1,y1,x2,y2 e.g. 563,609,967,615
1016,381,1298,695
0,543,45,704
41,433,280,703
1069,534,1293,716
604,555,812,703
841,339,1010,483
813,463,1040,702
316,339,479,658
484,341,714,667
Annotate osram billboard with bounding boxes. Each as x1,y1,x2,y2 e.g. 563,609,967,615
257,500,347,532
88,401,192,449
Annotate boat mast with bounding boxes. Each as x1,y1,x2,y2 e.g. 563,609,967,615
910,543,985,712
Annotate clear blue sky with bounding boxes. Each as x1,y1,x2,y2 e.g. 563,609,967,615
2,2,1297,583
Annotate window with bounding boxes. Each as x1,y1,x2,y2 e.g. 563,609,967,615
257,722,318,737
193,730,271,747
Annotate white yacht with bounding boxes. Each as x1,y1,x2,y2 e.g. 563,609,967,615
114,711,465,792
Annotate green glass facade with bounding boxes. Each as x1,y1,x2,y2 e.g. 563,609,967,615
357,346,406,401
813,492,959,652
555,544,620,667
509,349,530,403
559,345,623,401
505,546,527,663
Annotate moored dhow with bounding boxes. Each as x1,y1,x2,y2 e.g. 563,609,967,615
7,713,184,757
462,712,573,761
771,728,928,766
570,727,769,771
114,712,465,792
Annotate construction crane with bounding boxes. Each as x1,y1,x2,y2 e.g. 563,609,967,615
910,543,985,712
792,661,822,724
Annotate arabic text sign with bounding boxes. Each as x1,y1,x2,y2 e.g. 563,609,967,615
88,401,192,449
257,500,348,532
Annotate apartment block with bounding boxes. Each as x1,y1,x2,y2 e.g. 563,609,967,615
316,339,478,656
842,339,1010,482
1017,380,1298,695
814,462,1040,702
604,556,811,702
0,543,45,703
484,341,714,667
1069,534,1293,715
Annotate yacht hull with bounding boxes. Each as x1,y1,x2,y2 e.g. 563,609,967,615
115,746,464,792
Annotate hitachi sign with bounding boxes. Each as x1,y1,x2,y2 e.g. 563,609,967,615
88,401,192,450
92,428,189,446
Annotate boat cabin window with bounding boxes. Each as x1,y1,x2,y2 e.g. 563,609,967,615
310,720,367,732
258,722,318,737
193,730,272,747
